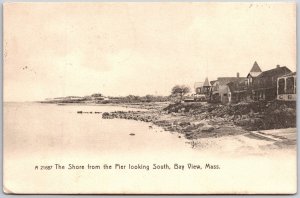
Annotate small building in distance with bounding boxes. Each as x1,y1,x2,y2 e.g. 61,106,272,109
202,77,211,95
194,77,211,101
194,77,210,95
210,73,245,104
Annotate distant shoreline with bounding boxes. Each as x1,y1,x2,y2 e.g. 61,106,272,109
39,100,170,110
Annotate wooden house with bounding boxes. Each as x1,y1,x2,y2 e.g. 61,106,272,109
277,72,296,101
210,74,244,104
227,78,248,103
252,65,291,101
194,77,211,101
194,77,210,95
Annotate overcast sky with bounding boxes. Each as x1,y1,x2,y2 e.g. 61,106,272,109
4,2,296,101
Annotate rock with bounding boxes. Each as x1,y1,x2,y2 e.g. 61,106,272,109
102,112,109,116
201,125,214,132
241,115,248,119
237,118,251,126
102,112,114,119
179,121,191,127
173,120,179,125
183,125,199,132
191,121,205,127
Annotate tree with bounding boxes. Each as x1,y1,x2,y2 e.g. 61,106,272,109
171,85,191,100
145,94,155,102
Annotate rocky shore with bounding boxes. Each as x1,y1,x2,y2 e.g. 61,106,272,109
102,108,246,140
102,101,296,140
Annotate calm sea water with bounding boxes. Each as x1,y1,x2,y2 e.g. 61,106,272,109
4,102,193,160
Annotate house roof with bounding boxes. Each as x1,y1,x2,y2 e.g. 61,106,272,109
247,61,262,78
227,78,248,92
279,71,296,78
195,77,211,88
210,80,217,86
203,77,210,87
227,78,248,85
256,66,292,78
250,61,262,73
217,77,247,86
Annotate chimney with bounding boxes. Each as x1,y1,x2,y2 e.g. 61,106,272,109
237,72,240,78
277,65,280,68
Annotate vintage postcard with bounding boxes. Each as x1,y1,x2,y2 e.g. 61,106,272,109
3,2,297,194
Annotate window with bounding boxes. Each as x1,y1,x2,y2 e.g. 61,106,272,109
286,77,295,94
278,78,285,94
224,94,227,97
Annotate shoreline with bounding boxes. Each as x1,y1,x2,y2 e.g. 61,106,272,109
99,101,296,151
102,109,248,140
39,101,169,110
101,102,249,140
42,101,296,150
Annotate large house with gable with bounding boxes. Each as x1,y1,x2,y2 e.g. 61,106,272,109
251,65,291,101
226,61,263,103
226,62,292,103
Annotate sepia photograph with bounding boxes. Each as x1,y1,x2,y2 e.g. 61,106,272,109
3,2,297,194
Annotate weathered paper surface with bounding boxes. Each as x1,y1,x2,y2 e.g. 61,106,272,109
3,2,296,194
